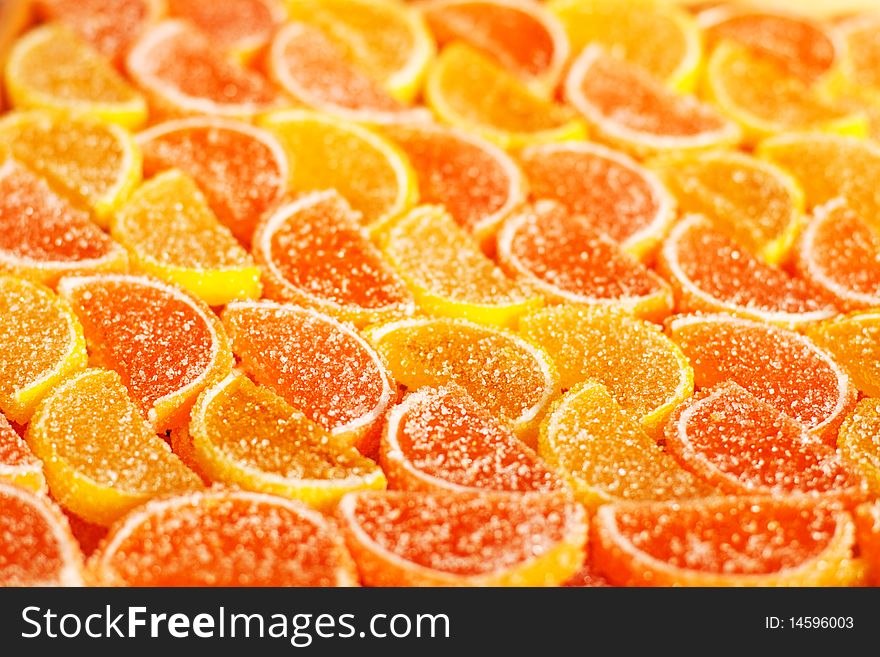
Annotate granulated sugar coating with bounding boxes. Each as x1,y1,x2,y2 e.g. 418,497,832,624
386,123,524,239
519,305,692,434
808,312,880,398
0,111,140,223
255,190,414,326
838,399,880,489
667,314,855,440
0,481,84,586
138,118,287,244
539,381,714,508
497,200,672,320
189,373,385,509
518,141,672,255
125,21,277,119
26,369,202,526
593,497,860,586
338,490,586,585
222,301,392,445
659,215,837,327
665,382,865,499
58,274,233,432
366,318,556,437
0,409,45,493
381,385,563,493
381,206,540,326
0,159,126,284
165,0,283,56
0,275,86,424
90,490,358,586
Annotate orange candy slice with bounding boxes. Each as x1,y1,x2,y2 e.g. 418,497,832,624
518,141,674,260
189,373,386,509
0,481,84,586
855,501,880,585
338,490,586,586
539,381,714,508
0,159,128,286
126,20,278,120
798,201,880,311
665,382,864,499
659,214,837,328
384,122,526,243
380,205,541,327
564,47,740,157
58,274,234,432
0,410,45,493
838,399,880,489
90,490,359,586
808,312,880,398
138,117,288,245
381,385,563,493
667,313,855,441
268,22,429,126
0,275,87,424
422,0,569,94
112,170,262,305
593,497,860,586
222,300,393,451
497,200,673,321
254,190,415,326
365,317,556,440
519,305,692,434
27,369,202,526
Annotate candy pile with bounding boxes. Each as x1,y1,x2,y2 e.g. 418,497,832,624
1,0,880,587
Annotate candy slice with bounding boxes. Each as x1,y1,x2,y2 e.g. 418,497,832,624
549,0,701,91
0,275,87,424
649,150,804,265
539,381,714,508
836,14,880,92
260,110,417,229
700,5,837,82
189,373,386,510
384,123,525,243
758,133,880,232
26,369,202,526
137,117,287,244
35,0,159,66
380,205,541,327
253,190,415,326
0,159,128,286
564,47,740,158
658,214,836,328
518,141,675,260
126,20,278,119
839,399,880,489
4,24,146,128
797,201,880,311
166,0,285,62
422,0,569,95
519,305,692,434
222,300,393,452
665,382,864,499
63,511,108,558
381,385,563,493
338,490,586,586
90,490,359,586
593,497,860,586
667,314,855,442
425,42,586,149
366,317,556,440
808,312,880,398
0,110,142,225
112,170,261,305
704,41,866,142
496,201,673,321
58,274,234,432
0,410,44,493
0,482,84,586
855,501,880,585
268,22,430,126
284,0,435,103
